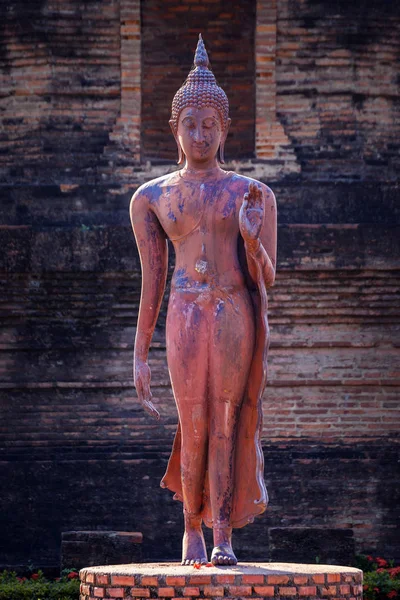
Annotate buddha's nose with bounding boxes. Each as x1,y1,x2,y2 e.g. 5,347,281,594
193,127,204,143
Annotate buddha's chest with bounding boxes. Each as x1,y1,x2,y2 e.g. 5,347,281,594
155,180,241,241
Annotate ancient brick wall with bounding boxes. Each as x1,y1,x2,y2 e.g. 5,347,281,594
0,0,121,184
0,0,399,571
275,0,400,181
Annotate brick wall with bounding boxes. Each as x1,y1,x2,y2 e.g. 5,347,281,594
276,0,400,181
1,183,399,567
105,0,141,163
255,0,299,177
0,0,399,571
0,0,121,184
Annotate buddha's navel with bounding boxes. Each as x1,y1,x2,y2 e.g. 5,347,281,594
195,243,208,275
195,259,208,274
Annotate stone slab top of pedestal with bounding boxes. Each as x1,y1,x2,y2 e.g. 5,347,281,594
80,562,363,600
80,562,361,577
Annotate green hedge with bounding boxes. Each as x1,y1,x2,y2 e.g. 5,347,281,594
353,555,400,600
0,570,80,600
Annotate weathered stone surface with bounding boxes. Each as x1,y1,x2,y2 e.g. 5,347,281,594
61,531,142,571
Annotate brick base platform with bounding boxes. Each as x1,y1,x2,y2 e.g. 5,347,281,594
79,562,363,600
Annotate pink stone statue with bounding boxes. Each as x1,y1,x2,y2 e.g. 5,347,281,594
130,35,277,566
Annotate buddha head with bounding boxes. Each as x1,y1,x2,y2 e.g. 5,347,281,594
169,34,231,165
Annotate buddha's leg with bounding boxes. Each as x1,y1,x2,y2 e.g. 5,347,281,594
208,289,255,565
166,290,209,565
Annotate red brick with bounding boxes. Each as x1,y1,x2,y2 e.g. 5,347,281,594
321,586,338,596
268,575,290,584
299,586,317,595
189,575,212,584
81,583,91,595
158,587,175,597
94,588,105,598
111,576,136,586
106,588,124,598
86,573,95,584
242,575,265,584
129,588,150,598
228,585,252,596
313,575,326,584
141,576,158,586
279,587,298,596
183,587,200,596
254,585,275,596
340,585,351,594
328,574,341,583
96,575,109,585
215,574,235,584
203,586,224,596
294,576,309,584
166,576,186,586
351,585,363,595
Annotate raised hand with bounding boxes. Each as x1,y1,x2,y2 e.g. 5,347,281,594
239,181,264,245
134,359,160,420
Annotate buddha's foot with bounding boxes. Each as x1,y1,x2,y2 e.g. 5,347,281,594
181,528,208,566
211,543,237,566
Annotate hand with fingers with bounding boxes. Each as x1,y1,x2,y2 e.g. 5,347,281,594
134,359,160,420
239,181,264,251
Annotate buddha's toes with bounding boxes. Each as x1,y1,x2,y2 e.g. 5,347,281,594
211,543,237,566
181,529,208,566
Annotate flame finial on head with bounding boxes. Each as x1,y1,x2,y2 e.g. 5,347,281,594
194,33,209,68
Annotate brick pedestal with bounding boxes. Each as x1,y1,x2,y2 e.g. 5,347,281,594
79,562,363,600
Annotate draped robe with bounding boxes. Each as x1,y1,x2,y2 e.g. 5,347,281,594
160,231,270,528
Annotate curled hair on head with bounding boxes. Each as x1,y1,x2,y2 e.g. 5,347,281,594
170,34,230,135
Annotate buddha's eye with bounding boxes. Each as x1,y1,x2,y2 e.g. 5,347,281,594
203,119,217,129
183,117,196,129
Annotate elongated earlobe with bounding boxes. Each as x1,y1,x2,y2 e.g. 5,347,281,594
169,119,185,165
218,142,225,164
218,118,231,164
177,141,185,165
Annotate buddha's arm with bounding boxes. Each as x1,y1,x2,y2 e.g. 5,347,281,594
130,191,168,365
245,187,277,289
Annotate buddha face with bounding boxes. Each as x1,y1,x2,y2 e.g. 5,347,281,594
173,106,229,166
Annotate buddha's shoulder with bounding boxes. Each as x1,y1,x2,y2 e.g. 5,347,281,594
130,171,178,206
225,171,274,201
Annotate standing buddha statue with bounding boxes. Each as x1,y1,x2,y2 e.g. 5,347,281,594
130,34,277,566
